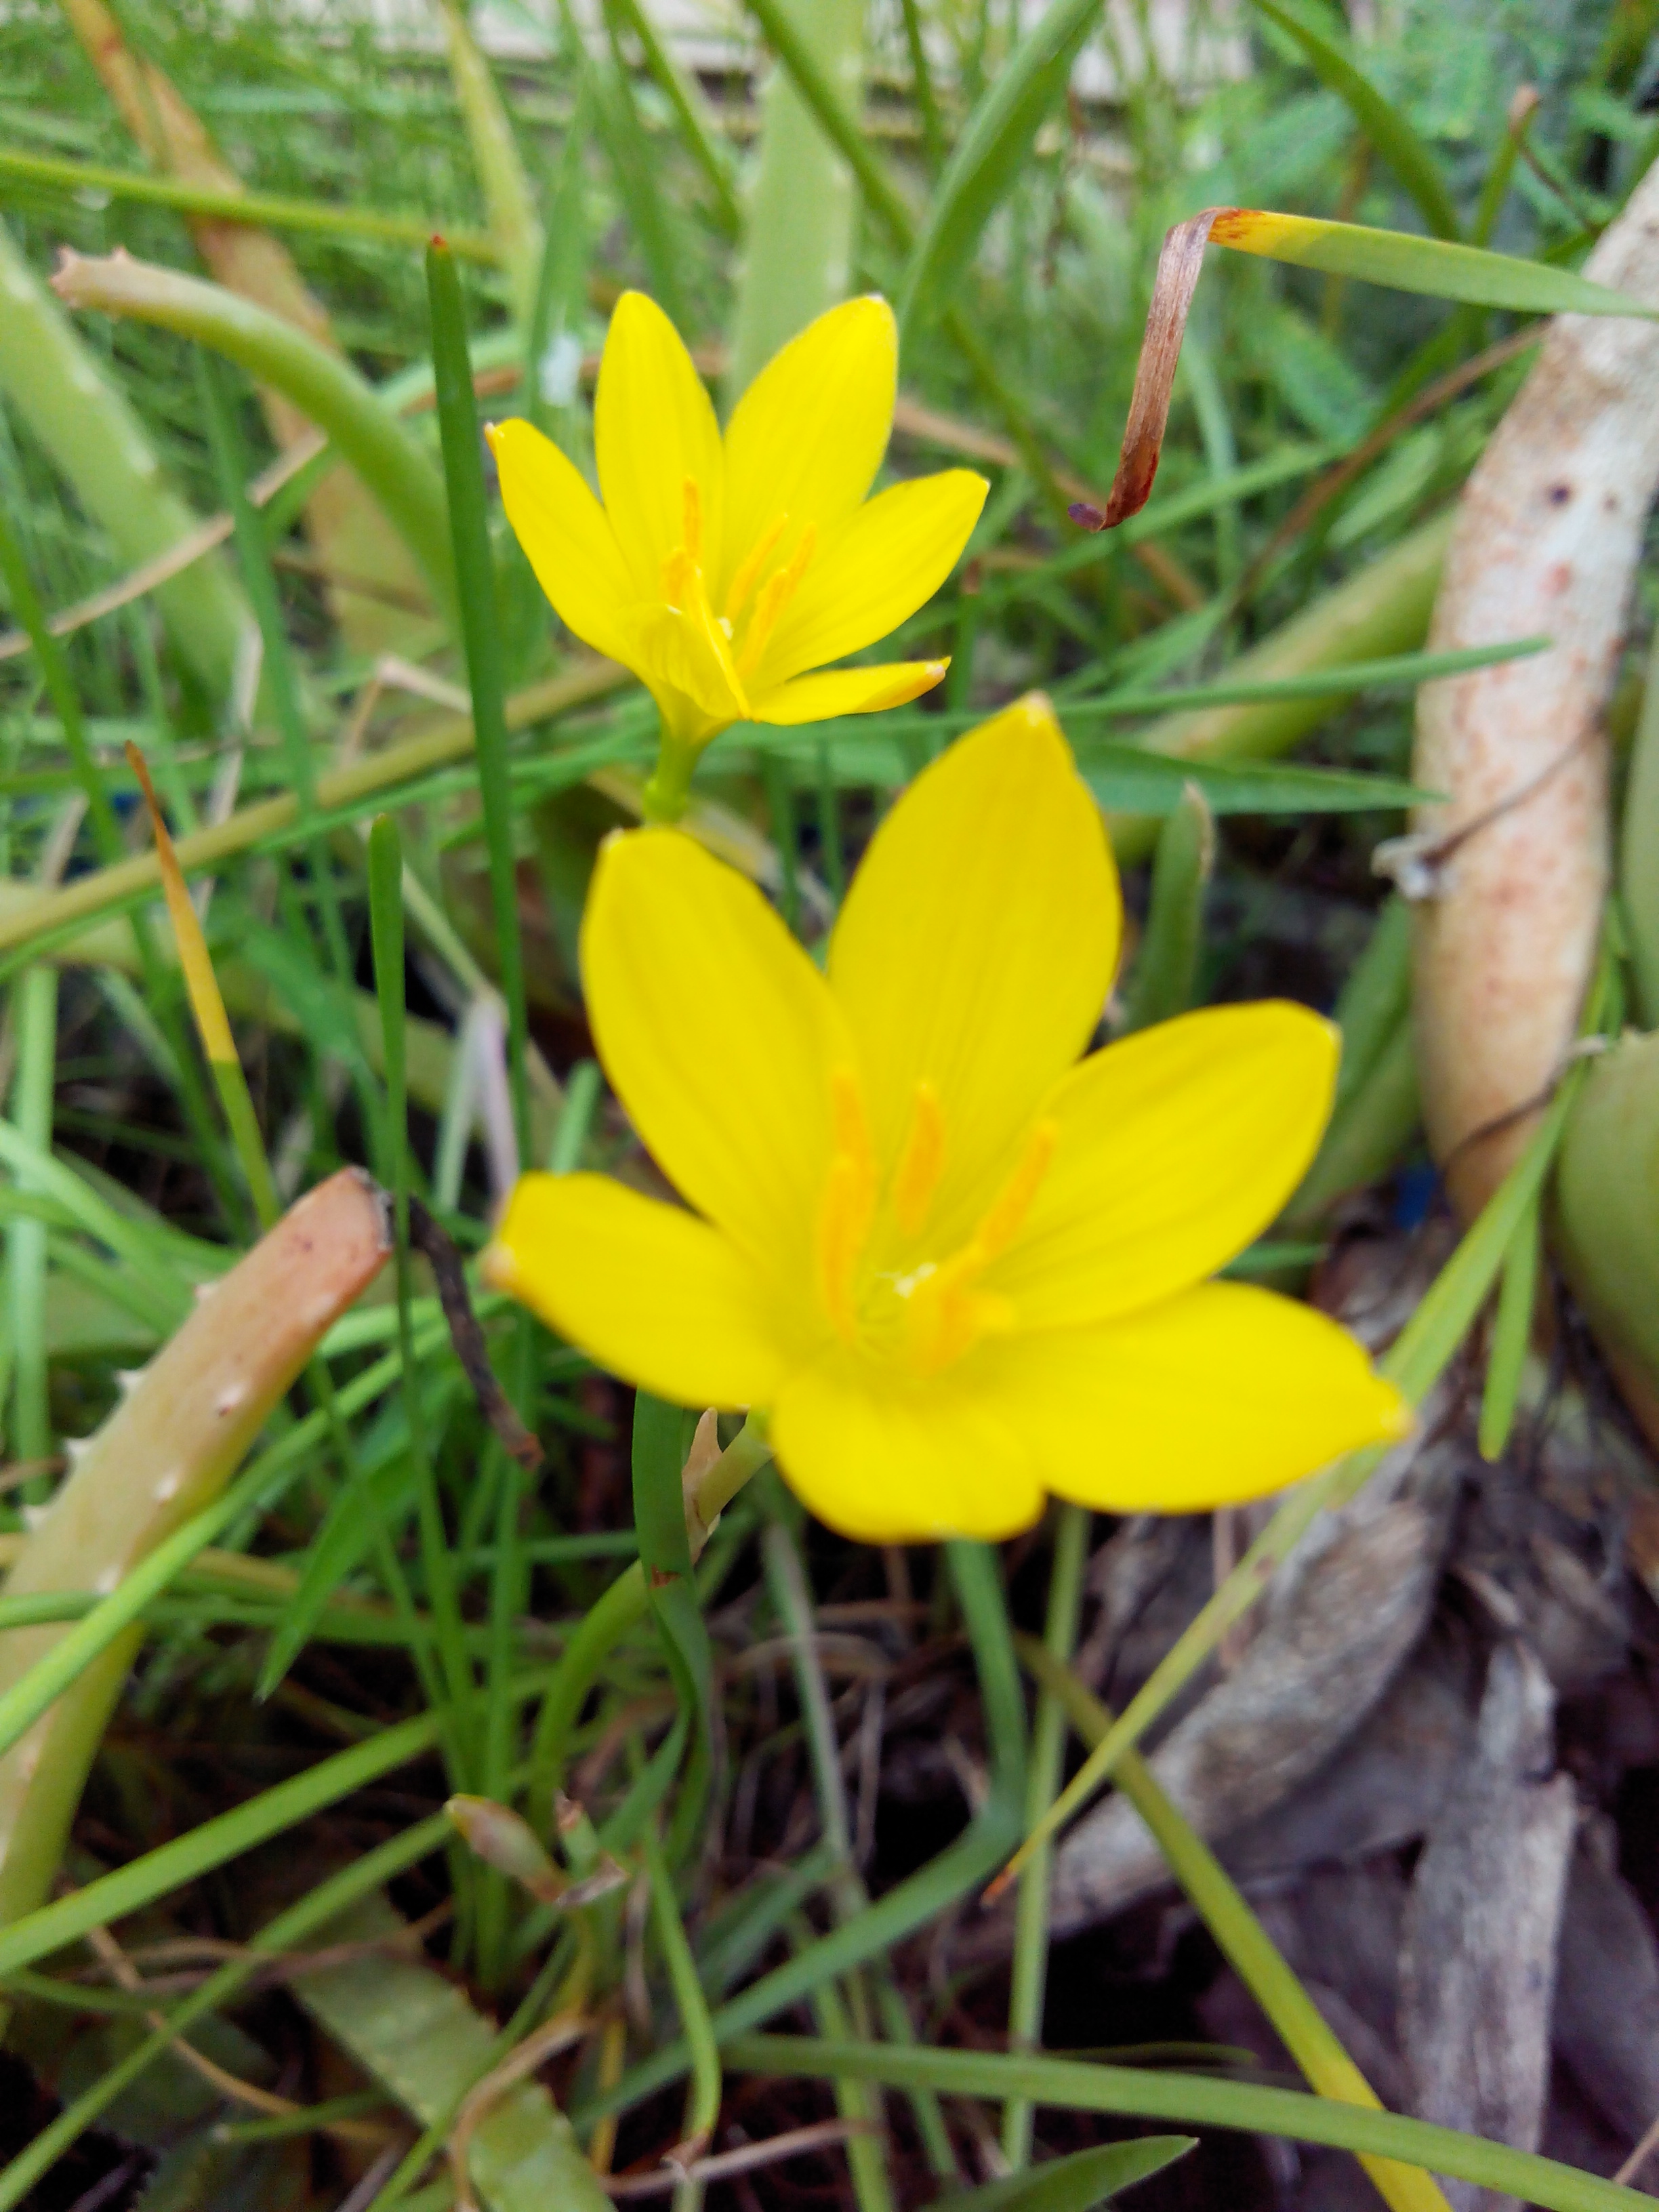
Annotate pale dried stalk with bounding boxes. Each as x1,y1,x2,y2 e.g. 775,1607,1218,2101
0,1168,389,1925
1410,157,1659,1218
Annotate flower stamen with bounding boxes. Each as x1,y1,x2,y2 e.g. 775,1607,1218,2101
723,512,790,624
893,1080,946,1237
735,525,817,679
819,1068,876,1345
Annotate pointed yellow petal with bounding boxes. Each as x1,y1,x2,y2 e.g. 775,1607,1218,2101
752,470,987,687
750,659,948,725
828,696,1120,1231
594,291,724,598
719,296,897,605
975,1284,1411,1514
582,827,852,1291
990,1002,1340,1330
487,1172,790,1408
489,418,634,663
771,1353,1042,1542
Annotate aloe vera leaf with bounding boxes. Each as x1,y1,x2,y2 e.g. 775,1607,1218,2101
0,1170,389,1928
725,0,866,401
49,249,457,621
56,0,433,652
1554,1030,1659,1437
0,219,247,700
294,1892,611,2212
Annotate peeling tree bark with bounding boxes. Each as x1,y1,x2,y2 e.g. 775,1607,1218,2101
1410,157,1659,1219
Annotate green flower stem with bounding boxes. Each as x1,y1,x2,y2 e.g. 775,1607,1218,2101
49,248,457,620
527,1412,773,1828
0,657,628,966
1002,979,1605,1885
642,731,704,824
1017,1637,1452,2212
0,146,499,262
723,2038,1650,2212
1002,1501,1090,2169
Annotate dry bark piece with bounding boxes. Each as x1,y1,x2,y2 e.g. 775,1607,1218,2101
1047,1419,1463,1941
1410,155,1659,1219
1399,1641,1578,2212
1552,1813,1659,2148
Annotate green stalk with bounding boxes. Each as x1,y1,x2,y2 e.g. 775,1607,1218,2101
1019,1639,1452,2212
1002,1500,1089,2168
1279,1012,1420,1237
427,240,532,1168
1112,512,1453,862
644,1821,722,2156
1122,784,1214,1032
0,495,240,1217
607,0,742,239
724,2039,1648,2212
725,0,866,401
0,216,247,701
440,0,546,324
0,146,499,262
1479,1199,1540,1461
49,249,457,619
0,659,628,964
897,0,947,171
368,817,476,1763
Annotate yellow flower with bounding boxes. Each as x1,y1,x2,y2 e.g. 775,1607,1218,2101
487,291,987,762
485,697,1410,1544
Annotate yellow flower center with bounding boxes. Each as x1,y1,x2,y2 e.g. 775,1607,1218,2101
817,1071,1057,1378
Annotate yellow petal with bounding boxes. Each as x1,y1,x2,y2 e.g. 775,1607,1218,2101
594,291,724,598
582,826,852,1294
751,470,988,688
991,1002,1339,1330
973,1284,1411,1514
771,1351,1042,1542
749,659,948,725
486,1172,790,1408
828,696,1120,1233
489,418,635,663
718,296,897,606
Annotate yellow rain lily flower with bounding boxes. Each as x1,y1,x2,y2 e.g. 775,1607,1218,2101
487,291,987,809
485,697,1410,1544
